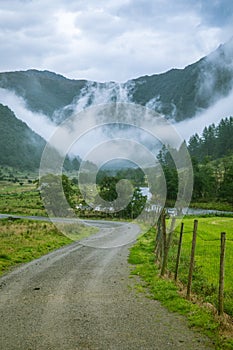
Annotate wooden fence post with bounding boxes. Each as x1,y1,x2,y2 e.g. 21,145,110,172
218,232,226,316
174,222,184,281
155,211,163,263
167,216,176,249
186,219,198,300
160,210,167,276
160,212,176,276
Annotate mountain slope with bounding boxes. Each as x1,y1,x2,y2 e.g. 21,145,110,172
131,64,200,120
0,103,46,170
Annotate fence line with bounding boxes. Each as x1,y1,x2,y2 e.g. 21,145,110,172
154,213,233,318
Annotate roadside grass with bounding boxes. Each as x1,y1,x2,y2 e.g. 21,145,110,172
0,218,97,276
129,222,233,350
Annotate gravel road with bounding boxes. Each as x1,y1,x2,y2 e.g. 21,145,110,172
0,220,214,349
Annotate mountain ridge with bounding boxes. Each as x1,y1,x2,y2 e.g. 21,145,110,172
0,38,233,123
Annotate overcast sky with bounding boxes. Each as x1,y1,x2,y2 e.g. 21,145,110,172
0,0,232,82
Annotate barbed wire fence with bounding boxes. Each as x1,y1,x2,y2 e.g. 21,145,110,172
154,212,233,318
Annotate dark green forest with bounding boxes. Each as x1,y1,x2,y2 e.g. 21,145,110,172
159,116,233,208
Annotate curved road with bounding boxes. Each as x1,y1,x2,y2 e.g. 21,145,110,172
0,217,214,349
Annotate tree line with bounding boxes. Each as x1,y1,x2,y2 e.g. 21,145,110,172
158,116,233,206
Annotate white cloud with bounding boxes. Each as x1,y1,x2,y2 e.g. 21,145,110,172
0,88,55,140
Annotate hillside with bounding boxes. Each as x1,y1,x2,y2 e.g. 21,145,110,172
0,104,46,170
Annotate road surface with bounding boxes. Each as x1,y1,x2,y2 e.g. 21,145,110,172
0,218,214,349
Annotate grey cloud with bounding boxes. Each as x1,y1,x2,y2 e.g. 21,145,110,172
197,0,233,26
74,10,127,43
0,0,232,82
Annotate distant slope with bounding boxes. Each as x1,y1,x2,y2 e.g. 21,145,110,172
0,104,46,170
131,64,200,120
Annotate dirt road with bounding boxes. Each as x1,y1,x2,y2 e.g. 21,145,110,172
0,220,214,349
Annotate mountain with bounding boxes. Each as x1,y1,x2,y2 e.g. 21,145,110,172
0,38,233,123
0,38,233,170
0,103,46,170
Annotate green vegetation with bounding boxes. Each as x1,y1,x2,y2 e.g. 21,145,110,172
129,223,233,349
0,218,97,276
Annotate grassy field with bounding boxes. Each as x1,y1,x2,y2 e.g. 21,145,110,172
0,218,97,276
0,180,46,216
129,221,233,350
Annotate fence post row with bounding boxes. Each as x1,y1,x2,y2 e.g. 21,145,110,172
154,216,228,316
